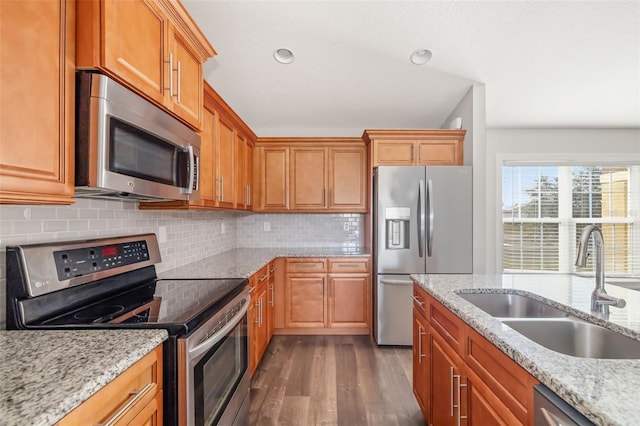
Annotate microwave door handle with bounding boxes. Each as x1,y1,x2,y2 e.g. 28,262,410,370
188,300,249,360
185,145,196,195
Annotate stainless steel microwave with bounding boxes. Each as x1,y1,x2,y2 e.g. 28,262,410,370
75,72,200,202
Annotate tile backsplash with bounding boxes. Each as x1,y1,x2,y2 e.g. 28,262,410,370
0,201,363,327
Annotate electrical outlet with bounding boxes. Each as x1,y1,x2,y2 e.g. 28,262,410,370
263,222,270,232
221,223,226,234
158,226,167,243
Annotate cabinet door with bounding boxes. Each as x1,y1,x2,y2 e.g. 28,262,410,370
193,108,215,207
416,140,463,165
266,270,275,340
169,24,203,130
413,310,430,422
244,142,254,209
235,134,247,209
215,113,235,208
290,148,327,210
431,331,464,426
328,147,366,211
0,0,75,204
328,274,369,328
102,0,167,106
259,147,289,211
373,141,415,166
465,370,522,426
285,275,326,327
255,285,269,366
248,286,258,376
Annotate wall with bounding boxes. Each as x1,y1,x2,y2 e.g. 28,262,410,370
236,213,363,249
484,128,640,273
0,200,364,327
441,83,488,274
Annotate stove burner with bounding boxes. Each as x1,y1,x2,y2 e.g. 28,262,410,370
74,305,125,322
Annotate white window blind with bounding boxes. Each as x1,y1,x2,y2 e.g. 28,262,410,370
502,165,640,276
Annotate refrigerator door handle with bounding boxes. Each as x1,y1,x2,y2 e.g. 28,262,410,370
380,278,414,286
427,179,434,257
418,179,425,258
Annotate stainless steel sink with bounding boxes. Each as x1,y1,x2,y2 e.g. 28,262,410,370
606,279,640,291
459,292,570,318
502,319,640,359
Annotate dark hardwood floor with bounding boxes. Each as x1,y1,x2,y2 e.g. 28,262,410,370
249,335,426,426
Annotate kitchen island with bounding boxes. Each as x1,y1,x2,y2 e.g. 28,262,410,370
411,273,640,426
0,329,168,426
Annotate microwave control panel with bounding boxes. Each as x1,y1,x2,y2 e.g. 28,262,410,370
53,240,150,281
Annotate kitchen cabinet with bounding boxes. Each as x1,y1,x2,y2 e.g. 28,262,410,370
76,0,215,130
412,284,538,425
281,257,370,334
249,261,277,376
55,345,163,426
0,0,75,205
235,133,253,210
255,146,289,211
254,139,367,212
363,129,466,167
139,83,256,212
290,147,327,210
412,309,430,422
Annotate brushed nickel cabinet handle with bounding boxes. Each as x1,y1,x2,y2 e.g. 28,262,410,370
411,295,425,307
259,274,268,282
176,60,181,103
455,374,467,426
270,284,274,307
164,53,174,96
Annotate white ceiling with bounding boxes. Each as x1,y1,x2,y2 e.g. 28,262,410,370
183,0,640,136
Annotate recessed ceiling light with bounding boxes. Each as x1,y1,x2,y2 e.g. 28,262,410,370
273,48,295,64
410,48,432,65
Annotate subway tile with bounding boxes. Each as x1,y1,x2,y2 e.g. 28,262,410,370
44,221,68,233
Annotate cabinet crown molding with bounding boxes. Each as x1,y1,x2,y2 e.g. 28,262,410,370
156,0,216,60
256,137,365,147
362,129,467,144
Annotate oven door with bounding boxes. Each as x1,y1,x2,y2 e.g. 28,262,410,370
178,291,250,426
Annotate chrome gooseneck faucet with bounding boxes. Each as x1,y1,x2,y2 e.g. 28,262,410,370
575,224,626,317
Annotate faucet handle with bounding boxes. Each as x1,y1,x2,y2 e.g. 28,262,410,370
595,293,626,308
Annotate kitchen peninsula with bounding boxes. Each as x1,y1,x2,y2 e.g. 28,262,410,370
411,273,640,426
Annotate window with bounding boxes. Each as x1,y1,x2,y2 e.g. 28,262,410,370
502,165,640,276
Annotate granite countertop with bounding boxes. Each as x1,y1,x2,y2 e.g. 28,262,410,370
158,247,370,280
0,329,168,426
410,273,640,426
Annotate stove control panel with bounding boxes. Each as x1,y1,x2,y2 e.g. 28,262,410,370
53,240,150,281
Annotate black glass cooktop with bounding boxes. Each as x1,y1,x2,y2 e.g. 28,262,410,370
39,278,248,335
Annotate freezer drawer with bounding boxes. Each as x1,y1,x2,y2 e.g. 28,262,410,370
374,275,413,345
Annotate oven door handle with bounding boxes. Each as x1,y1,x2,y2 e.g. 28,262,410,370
188,299,249,360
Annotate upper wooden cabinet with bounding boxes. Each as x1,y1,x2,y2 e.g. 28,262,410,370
254,139,367,213
76,0,215,130
0,0,76,205
139,82,256,212
363,129,466,167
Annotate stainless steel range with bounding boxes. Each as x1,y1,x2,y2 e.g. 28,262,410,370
5,234,249,426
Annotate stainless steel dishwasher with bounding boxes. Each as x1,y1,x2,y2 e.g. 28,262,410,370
534,385,594,426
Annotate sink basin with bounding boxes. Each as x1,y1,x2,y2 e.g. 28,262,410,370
459,293,570,318
503,319,640,359
606,279,640,291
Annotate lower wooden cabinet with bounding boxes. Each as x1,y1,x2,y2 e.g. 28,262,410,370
56,345,163,426
249,261,277,376
412,309,430,420
280,257,370,334
412,284,538,426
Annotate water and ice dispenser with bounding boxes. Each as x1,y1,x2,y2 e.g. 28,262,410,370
385,207,410,249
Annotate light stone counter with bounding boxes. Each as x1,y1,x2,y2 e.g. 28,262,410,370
410,273,640,426
0,329,168,426
158,247,370,280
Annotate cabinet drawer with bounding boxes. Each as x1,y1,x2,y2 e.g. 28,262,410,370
328,258,369,273
412,284,429,320
429,295,464,356
286,258,327,273
252,264,270,288
56,345,162,426
465,328,538,424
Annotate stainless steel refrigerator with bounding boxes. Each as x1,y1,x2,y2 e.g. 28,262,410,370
373,166,472,345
